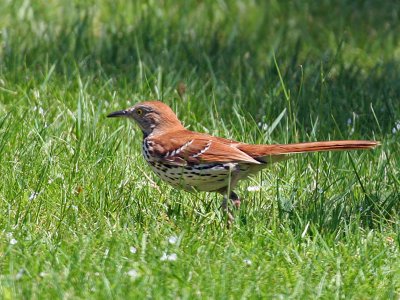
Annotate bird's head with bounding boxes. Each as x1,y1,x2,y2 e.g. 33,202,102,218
107,100,184,137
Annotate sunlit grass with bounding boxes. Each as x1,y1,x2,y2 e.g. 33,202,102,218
0,1,399,299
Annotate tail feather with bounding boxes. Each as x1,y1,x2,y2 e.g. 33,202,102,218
238,140,379,164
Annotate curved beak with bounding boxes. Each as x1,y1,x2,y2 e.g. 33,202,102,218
107,110,128,118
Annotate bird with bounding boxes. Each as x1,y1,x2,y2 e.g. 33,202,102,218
107,100,379,222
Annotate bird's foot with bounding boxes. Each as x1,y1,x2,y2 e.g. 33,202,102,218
231,199,241,209
230,191,241,209
220,192,241,227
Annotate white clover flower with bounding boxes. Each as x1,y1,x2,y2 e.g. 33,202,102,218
392,120,400,134
160,252,168,261
39,272,48,278
167,253,177,261
126,269,139,279
130,246,137,254
243,259,252,266
160,252,177,261
393,120,400,134
247,185,261,192
168,236,178,244
10,238,18,245
257,122,269,131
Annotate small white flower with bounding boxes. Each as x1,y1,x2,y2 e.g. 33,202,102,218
262,124,268,131
392,120,400,134
35,106,44,116
94,272,100,276
39,272,48,278
347,118,352,125
243,259,252,266
160,252,177,261
32,89,40,100
29,192,39,201
15,268,24,280
168,236,178,244
10,238,18,245
129,246,137,254
167,253,177,261
126,269,139,279
6,232,13,239
247,185,261,192
258,122,268,131
104,248,109,257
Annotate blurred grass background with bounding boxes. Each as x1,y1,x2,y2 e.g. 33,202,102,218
0,0,399,298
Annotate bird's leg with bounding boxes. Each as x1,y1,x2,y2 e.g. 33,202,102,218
229,191,241,209
220,195,235,225
219,191,241,226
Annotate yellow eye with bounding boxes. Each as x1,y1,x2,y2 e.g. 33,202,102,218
136,108,143,116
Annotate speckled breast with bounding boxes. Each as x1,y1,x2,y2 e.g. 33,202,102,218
141,139,240,192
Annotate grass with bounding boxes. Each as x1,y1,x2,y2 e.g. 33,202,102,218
0,0,399,298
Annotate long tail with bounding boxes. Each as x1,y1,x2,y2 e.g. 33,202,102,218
238,140,379,164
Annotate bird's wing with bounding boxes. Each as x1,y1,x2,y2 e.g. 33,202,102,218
147,131,260,166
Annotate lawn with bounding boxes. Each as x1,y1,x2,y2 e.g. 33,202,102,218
0,0,399,298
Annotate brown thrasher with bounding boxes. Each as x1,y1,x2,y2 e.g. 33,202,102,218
108,100,378,220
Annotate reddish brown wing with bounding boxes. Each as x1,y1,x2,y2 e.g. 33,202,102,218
148,130,260,166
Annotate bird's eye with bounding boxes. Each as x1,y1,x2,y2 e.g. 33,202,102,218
136,109,143,116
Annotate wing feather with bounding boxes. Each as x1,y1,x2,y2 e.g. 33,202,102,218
148,130,260,165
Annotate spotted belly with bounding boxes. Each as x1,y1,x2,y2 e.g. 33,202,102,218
141,138,252,192
146,161,240,192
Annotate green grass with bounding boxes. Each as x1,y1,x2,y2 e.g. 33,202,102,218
1,0,399,298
